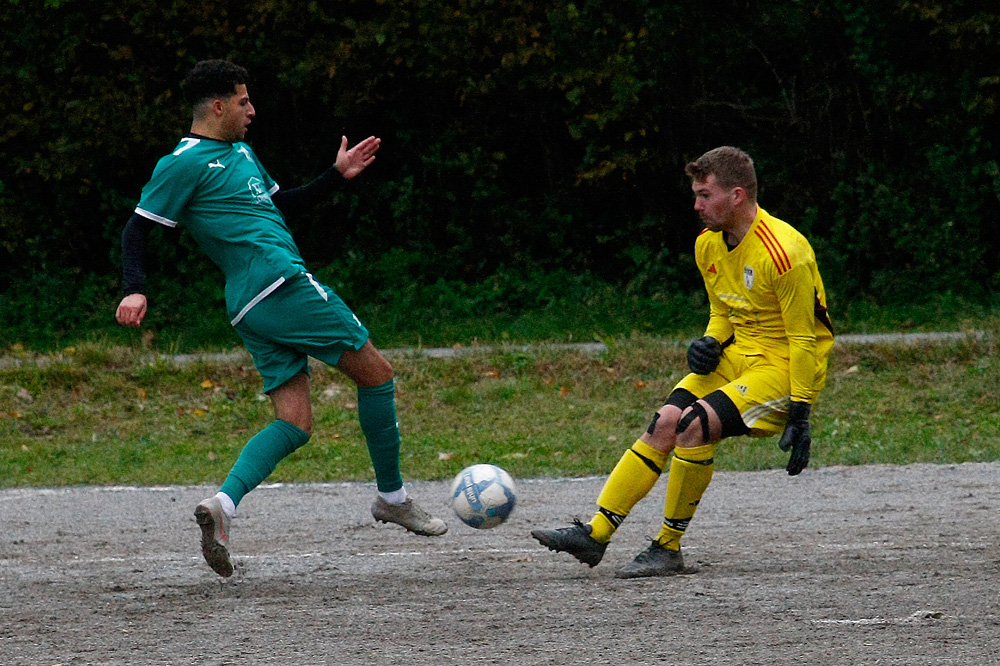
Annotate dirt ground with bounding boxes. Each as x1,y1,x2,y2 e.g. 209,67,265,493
2,462,999,665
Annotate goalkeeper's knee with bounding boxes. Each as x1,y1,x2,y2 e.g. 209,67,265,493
676,402,711,444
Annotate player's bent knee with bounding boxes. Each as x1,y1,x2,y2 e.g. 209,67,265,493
646,406,681,439
676,402,710,444
646,411,661,436
283,415,313,438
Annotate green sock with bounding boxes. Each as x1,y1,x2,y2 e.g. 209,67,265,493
357,379,403,493
220,419,310,506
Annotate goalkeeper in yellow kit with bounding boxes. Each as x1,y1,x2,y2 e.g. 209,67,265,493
532,146,834,578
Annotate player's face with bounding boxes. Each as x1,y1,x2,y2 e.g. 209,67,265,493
220,84,255,142
691,174,738,232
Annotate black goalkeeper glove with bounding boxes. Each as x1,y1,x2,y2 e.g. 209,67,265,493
687,336,722,375
778,401,811,476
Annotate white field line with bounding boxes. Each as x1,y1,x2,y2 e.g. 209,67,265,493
811,611,946,625
0,547,545,570
0,476,609,502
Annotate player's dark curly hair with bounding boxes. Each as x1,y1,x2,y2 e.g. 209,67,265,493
685,146,757,201
183,60,249,106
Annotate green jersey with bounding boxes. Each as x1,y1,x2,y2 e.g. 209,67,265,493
135,136,305,325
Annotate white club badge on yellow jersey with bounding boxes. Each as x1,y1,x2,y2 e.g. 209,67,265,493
743,266,755,290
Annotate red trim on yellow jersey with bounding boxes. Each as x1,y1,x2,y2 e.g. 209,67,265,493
755,220,792,274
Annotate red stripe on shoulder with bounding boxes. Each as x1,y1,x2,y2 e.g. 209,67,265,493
756,221,792,273
697,228,710,237
755,230,786,274
758,221,792,270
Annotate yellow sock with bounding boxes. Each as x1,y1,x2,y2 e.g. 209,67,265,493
587,440,668,543
656,444,714,551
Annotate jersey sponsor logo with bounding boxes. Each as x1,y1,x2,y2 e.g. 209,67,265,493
755,220,792,274
743,266,755,290
247,177,271,204
718,292,750,309
208,160,226,169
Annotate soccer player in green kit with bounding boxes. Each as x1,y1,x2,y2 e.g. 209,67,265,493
116,60,447,578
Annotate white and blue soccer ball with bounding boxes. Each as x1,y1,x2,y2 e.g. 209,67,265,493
450,464,517,529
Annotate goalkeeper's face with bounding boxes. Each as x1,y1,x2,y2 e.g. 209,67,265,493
691,174,738,232
220,84,256,142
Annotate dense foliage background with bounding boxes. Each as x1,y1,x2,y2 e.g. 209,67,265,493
1,0,998,348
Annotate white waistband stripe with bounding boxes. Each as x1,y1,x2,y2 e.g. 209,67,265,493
230,277,286,326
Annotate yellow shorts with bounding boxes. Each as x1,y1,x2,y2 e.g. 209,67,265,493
674,350,800,436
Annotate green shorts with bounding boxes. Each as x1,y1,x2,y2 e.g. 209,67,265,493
234,271,370,393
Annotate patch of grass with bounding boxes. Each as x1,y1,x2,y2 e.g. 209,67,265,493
1,334,998,488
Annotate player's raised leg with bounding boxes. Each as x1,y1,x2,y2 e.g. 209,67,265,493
337,342,447,536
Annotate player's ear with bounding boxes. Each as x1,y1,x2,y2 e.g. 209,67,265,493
731,187,747,205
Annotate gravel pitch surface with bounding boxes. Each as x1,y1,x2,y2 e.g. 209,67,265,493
2,462,999,665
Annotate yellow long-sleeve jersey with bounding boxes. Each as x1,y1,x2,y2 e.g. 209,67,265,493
695,206,834,404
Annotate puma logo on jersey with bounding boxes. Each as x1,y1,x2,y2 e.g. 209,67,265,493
208,160,225,169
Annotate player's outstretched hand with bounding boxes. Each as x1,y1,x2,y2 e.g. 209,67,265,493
778,401,811,476
116,293,148,328
336,135,381,180
687,336,722,375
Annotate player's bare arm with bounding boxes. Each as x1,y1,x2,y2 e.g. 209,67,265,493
336,135,380,180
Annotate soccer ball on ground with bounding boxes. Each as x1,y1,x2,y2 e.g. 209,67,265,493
450,464,517,529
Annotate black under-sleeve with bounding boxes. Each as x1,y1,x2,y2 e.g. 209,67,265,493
121,213,157,296
270,164,348,218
